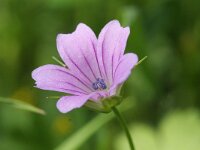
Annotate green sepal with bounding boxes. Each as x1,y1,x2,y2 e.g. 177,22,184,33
84,96,122,113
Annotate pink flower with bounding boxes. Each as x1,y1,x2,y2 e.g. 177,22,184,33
32,20,138,113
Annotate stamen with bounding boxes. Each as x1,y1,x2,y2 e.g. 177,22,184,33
92,83,98,90
92,78,107,90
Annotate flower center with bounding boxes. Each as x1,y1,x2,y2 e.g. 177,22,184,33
92,78,107,90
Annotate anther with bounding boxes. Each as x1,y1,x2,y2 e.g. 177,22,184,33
92,78,107,90
92,82,98,90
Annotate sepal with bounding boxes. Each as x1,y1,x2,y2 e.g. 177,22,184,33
84,96,122,113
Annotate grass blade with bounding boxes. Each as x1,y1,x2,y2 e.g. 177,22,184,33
0,97,46,115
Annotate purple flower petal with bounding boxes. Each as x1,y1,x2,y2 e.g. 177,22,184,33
112,53,138,88
32,20,139,113
56,94,92,113
32,64,93,95
97,20,130,86
56,23,101,87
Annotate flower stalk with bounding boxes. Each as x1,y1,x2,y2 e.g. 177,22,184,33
112,106,135,150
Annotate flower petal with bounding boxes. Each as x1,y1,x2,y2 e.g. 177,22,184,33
97,20,130,86
56,23,101,87
113,53,138,87
32,64,93,95
56,95,91,113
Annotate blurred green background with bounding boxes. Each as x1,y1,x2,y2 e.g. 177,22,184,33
0,0,200,149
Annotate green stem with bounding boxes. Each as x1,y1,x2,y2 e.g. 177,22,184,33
112,106,135,150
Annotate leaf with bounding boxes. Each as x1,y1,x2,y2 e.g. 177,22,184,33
0,97,46,115
115,109,200,150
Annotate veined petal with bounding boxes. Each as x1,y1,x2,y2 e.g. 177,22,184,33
112,53,138,88
97,20,130,86
56,94,92,113
112,27,130,78
32,64,93,95
56,23,101,88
